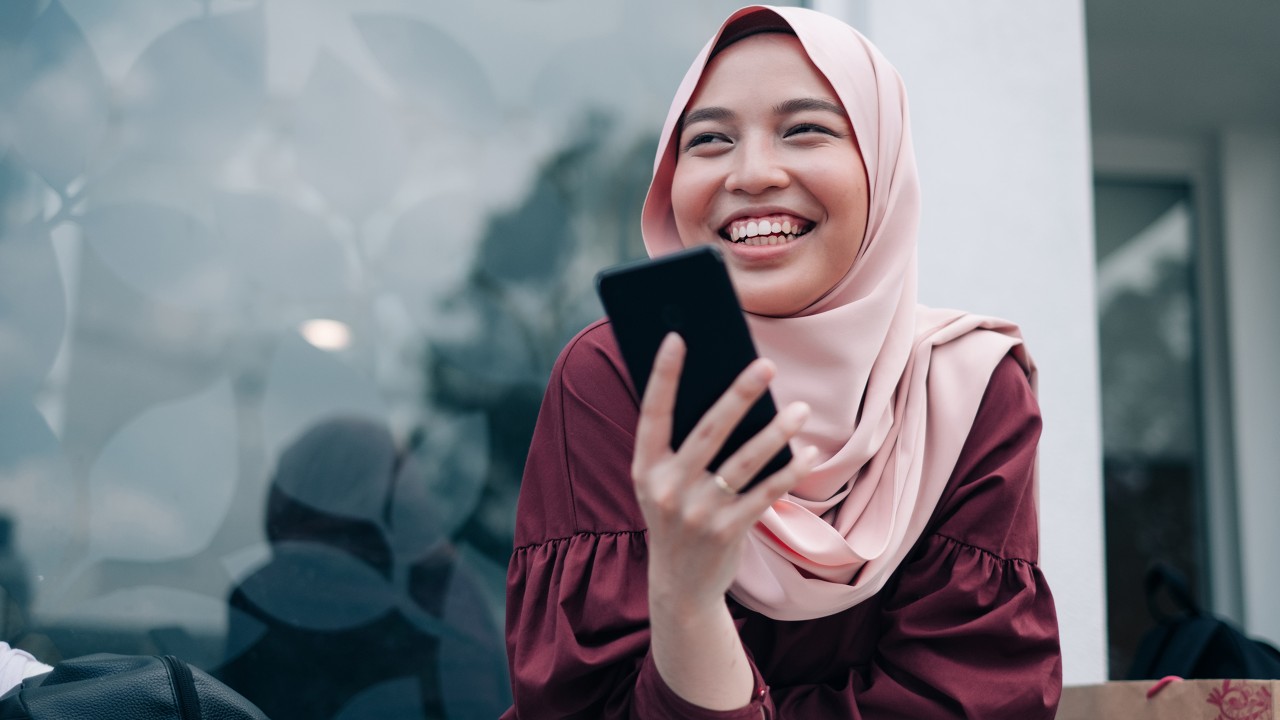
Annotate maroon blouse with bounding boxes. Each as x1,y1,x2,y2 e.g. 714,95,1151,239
503,320,1062,719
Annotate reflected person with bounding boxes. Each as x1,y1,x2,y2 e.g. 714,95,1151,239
219,418,470,720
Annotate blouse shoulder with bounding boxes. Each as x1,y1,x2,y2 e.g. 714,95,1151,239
856,353,1060,717
556,318,625,378
514,319,645,548
926,352,1042,563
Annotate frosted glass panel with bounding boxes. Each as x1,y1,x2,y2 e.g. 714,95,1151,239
0,1,796,716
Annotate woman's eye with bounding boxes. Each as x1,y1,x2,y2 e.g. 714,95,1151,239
684,132,727,150
785,123,837,138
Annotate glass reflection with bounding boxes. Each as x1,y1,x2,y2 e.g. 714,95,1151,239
1094,179,1207,678
0,1,797,716
220,417,505,719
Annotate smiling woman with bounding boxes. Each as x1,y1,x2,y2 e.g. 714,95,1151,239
504,5,1062,720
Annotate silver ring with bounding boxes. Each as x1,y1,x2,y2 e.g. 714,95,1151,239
712,474,736,496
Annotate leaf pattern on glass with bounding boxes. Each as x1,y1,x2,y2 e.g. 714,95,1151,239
439,558,511,717
475,173,575,286
79,202,230,311
406,411,489,540
219,602,268,668
0,0,42,47
220,543,271,587
63,585,235,657
531,36,654,133
385,443,447,565
116,5,265,166
0,0,109,190
215,193,348,302
234,540,395,631
270,418,398,527
353,14,500,132
88,379,237,563
0,154,46,227
0,223,64,396
294,52,407,221
378,193,483,322
147,603,268,670
332,676,425,720
57,239,231,473
0,401,75,582
64,584,218,624
260,335,389,470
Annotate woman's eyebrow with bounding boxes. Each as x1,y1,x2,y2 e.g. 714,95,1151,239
680,106,735,131
775,97,846,117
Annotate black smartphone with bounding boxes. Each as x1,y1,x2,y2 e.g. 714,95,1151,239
595,245,791,492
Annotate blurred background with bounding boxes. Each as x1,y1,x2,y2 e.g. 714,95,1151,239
0,0,1277,715
0,0,799,715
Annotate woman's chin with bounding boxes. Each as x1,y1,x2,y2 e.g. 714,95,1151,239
737,291,809,318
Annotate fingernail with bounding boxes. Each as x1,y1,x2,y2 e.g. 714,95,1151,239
785,402,810,427
752,358,776,382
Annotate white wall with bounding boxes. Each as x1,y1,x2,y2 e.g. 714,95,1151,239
816,0,1108,684
1220,130,1280,647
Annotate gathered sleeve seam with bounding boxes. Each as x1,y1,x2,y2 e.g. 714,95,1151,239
931,531,1039,568
512,528,647,554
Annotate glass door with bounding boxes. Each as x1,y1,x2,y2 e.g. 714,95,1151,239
1093,178,1209,677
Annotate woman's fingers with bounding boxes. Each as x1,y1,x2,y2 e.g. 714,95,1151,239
634,336,805,517
632,333,684,474
726,445,819,528
714,400,810,492
673,357,776,479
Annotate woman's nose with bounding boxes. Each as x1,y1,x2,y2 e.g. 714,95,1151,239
724,139,790,194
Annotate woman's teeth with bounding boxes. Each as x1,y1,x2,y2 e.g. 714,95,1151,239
725,218,810,246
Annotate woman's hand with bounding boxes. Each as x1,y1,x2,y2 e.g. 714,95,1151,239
634,332,814,608
633,332,816,710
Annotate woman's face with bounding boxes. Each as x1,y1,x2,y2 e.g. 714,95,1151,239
671,33,869,317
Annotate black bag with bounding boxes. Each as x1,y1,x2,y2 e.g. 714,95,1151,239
0,653,270,719
1128,562,1280,680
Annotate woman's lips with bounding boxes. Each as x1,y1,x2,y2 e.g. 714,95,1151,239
720,213,814,246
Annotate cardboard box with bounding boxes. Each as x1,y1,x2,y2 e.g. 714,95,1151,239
1057,679,1278,720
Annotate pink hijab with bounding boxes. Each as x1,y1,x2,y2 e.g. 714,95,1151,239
641,5,1036,621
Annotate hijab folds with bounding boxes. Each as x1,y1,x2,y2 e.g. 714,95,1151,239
640,5,1036,621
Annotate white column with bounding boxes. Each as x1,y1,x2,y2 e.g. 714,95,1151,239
821,0,1108,684
1220,129,1280,646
